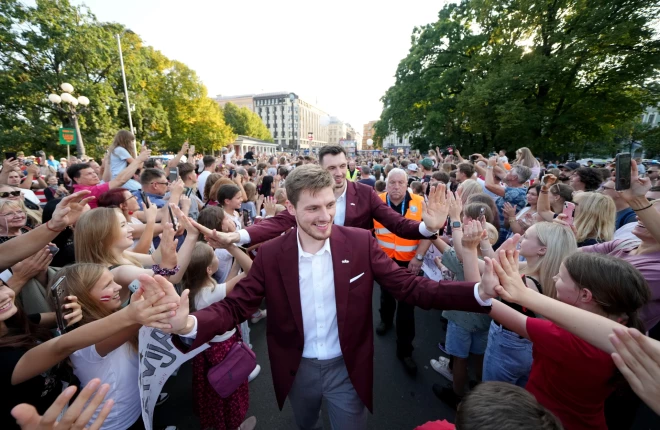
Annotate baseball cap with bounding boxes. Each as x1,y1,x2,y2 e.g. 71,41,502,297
408,163,419,172
420,158,434,169
558,162,580,171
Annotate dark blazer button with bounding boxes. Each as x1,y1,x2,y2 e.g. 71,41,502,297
290,370,296,376
298,345,303,351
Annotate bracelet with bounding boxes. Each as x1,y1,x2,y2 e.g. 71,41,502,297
540,191,549,194
45,220,65,233
486,166,493,169
632,204,653,212
152,264,180,276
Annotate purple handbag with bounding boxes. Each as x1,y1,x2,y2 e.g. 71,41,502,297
206,329,257,398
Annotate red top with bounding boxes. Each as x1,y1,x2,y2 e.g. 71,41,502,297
72,182,110,209
526,318,615,430
414,420,455,430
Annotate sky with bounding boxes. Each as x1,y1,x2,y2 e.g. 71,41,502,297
65,0,448,132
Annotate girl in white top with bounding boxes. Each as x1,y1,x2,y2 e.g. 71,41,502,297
108,130,141,191
60,263,179,430
183,242,255,430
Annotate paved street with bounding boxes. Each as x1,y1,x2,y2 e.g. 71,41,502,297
154,287,457,429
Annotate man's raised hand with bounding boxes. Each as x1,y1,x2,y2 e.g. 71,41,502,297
423,184,449,232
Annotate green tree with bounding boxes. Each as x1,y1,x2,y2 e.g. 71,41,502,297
376,0,660,157
222,102,273,142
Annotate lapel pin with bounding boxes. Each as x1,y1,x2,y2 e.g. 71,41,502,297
342,259,349,264
350,203,356,206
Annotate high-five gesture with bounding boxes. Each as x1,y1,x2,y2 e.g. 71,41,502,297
49,190,94,230
423,184,449,232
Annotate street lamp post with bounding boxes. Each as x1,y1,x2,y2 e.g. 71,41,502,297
289,93,295,153
48,83,90,157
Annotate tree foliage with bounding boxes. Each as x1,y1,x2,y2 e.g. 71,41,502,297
221,102,273,142
375,0,660,158
0,0,234,158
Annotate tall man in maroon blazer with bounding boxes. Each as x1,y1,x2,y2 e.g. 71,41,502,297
211,145,443,247
150,165,497,430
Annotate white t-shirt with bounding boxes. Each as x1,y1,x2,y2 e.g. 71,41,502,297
195,283,236,342
71,343,141,430
20,189,40,205
197,171,211,200
213,248,233,284
476,177,501,201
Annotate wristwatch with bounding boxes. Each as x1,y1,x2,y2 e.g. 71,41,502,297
452,221,462,229
415,253,424,261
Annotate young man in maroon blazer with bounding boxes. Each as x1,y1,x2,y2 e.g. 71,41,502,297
144,165,498,430
208,145,443,247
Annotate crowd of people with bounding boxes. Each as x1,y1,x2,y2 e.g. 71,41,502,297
1,132,659,430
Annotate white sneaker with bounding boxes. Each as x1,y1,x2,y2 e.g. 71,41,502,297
431,357,453,382
248,364,261,382
238,416,257,430
251,309,267,324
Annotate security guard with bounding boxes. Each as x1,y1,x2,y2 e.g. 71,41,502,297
374,168,431,375
346,159,359,181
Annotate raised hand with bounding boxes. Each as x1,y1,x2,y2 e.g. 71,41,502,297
190,219,239,248
477,257,499,301
138,275,190,334
179,195,192,216
172,205,198,237
609,327,660,415
493,234,520,264
158,221,178,269
461,219,486,250
11,378,113,430
542,174,557,187
137,147,152,162
143,197,158,223
620,159,652,202
49,190,94,230
11,247,52,282
27,163,40,176
126,285,177,329
3,157,20,172
492,250,529,303
263,196,277,217
63,296,82,327
447,191,462,221
423,184,449,232
503,202,517,220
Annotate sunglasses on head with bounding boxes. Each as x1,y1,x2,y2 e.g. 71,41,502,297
0,191,21,198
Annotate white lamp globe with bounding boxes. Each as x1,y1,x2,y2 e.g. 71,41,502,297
70,97,79,106
48,94,62,104
60,93,73,103
367,139,374,147
77,96,89,106
61,83,74,93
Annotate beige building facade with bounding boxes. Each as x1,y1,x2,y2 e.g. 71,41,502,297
214,94,255,112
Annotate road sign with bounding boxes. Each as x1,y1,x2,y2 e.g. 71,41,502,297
59,128,77,146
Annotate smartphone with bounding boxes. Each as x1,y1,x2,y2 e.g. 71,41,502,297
469,155,479,162
190,145,195,154
615,153,632,191
242,209,250,227
168,167,179,183
23,159,34,166
48,245,60,256
168,205,178,230
5,152,16,160
139,190,150,209
563,201,576,225
50,276,68,336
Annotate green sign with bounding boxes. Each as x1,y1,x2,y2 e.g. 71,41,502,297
59,128,77,146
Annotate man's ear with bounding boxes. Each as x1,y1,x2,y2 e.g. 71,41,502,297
285,200,296,216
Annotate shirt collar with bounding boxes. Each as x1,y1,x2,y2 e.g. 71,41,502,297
336,182,348,202
297,229,332,259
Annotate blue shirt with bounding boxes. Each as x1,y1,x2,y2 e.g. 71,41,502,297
615,207,637,230
496,186,528,230
131,190,167,209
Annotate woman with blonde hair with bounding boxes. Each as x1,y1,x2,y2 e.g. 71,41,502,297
0,199,33,244
482,222,578,387
456,180,483,205
571,192,616,247
108,130,141,191
60,263,180,430
514,147,541,180
74,206,197,304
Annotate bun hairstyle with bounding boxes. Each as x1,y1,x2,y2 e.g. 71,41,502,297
563,253,651,332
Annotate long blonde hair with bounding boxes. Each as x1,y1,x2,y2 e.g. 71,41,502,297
573,192,615,244
110,130,136,159
523,222,578,299
56,263,138,350
457,180,483,205
515,147,539,169
74,208,140,267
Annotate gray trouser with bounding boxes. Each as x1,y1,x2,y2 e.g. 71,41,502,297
287,355,367,430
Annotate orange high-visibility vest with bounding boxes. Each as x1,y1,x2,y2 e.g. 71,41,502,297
373,192,423,261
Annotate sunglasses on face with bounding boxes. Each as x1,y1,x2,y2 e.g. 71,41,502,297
0,191,21,198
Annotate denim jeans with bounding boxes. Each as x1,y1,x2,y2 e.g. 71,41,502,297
482,320,533,388
445,320,489,359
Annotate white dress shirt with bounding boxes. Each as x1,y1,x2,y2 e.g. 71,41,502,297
296,231,342,360
237,181,436,245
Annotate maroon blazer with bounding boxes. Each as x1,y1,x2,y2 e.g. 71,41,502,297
245,180,428,245
177,225,489,412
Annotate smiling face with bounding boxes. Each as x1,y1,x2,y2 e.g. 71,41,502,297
632,203,660,243
287,187,336,242
91,270,123,312
526,187,539,206
76,167,100,186
0,282,18,321
46,175,58,186
224,192,243,212
0,186,21,201
321,152,348,192
0,204,27,231
113,208,134,250
122,191,141,213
